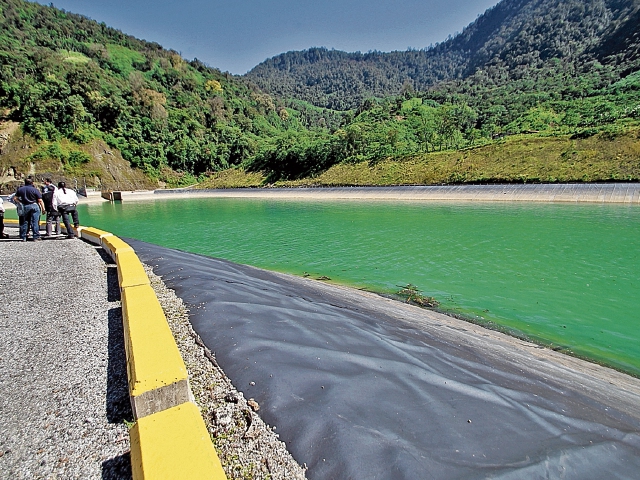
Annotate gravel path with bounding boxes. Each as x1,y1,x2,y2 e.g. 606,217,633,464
0,226,131,479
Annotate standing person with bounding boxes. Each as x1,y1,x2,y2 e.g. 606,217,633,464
7,192,25,236
43,178,54,190
0,195,8,239
41,179,61,237
52,181,79,239
15,177,45,241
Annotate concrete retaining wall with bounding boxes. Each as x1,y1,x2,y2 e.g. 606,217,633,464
155,183,640,203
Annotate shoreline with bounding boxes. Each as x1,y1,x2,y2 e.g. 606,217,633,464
4,183,640,207
7,182,637,376
280,270,640,400
71,182,639,377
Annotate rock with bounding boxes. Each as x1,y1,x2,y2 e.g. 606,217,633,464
213,405,234,428
224,392,239,403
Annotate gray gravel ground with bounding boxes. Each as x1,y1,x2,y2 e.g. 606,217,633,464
0,225,131,479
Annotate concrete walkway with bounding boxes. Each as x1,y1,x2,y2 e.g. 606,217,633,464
0,225,131,479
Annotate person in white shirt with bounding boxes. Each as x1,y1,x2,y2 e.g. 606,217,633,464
0,196,8,238
52,181,80,239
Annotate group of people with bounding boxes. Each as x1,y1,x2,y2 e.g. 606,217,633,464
0,177,80,242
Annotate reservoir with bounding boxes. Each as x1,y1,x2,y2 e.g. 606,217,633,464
79,197,640,376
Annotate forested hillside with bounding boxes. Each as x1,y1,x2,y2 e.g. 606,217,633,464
246,0,640,110
0,0,303,189
1,0,639,190
238,0,640,183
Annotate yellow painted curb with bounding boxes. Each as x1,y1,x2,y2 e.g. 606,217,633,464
2,218,47,228
80,227,113,245
130,402,226,480
102,235,134,261
121,284,191,418
117,250,151,289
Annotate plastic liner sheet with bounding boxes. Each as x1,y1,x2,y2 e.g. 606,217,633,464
128,240,640,480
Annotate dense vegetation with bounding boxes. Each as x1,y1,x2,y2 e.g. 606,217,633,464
0,0,639,188
198,127,640,188
0,0,302,184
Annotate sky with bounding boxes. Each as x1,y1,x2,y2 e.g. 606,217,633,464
35,0,500,75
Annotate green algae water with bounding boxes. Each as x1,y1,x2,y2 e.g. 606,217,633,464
79,198,640,376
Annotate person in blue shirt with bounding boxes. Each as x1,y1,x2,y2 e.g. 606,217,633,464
15,178,45,241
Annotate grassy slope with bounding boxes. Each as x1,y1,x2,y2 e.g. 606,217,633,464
197,127,640,189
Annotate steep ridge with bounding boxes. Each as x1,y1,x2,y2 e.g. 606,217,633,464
246,0,640,110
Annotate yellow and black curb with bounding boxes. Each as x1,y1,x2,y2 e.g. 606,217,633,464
4,219,227,479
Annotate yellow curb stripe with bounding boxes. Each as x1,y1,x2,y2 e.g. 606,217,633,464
121,284,191,417
102,235,134,261
80,227,113,245
59,223,85,236
116,250,151,289
130,403,226,480
107,234,228,479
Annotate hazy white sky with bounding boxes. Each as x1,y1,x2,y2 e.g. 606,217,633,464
36,0,500,74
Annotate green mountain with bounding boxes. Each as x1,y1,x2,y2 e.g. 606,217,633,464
238,0,640,184
246,0,640,111
1,0,639,189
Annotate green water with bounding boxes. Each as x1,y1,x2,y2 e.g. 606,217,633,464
77,198,640,376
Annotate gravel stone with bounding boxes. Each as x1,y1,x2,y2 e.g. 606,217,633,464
144,265,307,480
0,226,131,479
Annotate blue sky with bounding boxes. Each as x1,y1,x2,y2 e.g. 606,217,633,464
36,0,500,74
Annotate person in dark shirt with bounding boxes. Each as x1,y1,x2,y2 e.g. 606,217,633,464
15,178,45,241
41,178,61,237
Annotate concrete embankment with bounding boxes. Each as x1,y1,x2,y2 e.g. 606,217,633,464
3,183,633,207
153,183,640,203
